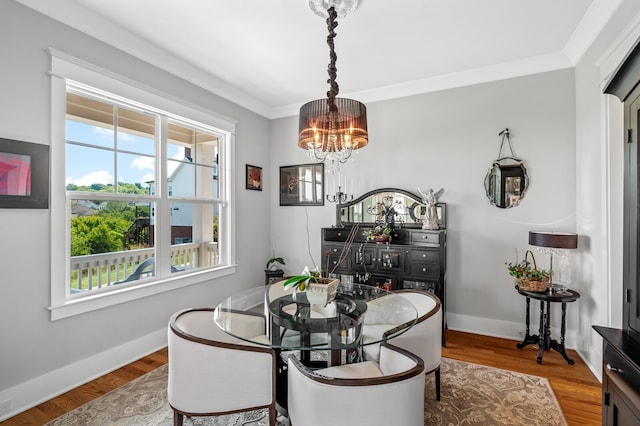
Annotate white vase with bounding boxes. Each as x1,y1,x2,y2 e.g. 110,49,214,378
304,278,339,307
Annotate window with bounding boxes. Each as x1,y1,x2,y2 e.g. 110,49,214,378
49,51,235,319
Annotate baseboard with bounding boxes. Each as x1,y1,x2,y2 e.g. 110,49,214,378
447,312,579,350
0,327,166,422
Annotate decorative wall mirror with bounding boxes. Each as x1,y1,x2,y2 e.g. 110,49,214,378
336,187,446,228
484,128,529,208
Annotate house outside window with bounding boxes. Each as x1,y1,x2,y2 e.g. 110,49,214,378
48,51,235,320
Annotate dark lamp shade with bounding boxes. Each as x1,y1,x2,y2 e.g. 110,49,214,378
529,231,578,249
298,97,368,151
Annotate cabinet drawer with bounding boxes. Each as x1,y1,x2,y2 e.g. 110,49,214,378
402,280,440,295
408,249,439,263
323,228,349,241
407,262,440,278
409,231,441,245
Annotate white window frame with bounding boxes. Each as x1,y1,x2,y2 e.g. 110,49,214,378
48,49,237,320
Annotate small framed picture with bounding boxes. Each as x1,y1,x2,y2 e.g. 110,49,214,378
0,138,50,209
246,164,262,191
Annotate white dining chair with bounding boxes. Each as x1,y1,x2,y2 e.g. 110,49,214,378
287,342,425,426
362,290,442,400
167,307,276,426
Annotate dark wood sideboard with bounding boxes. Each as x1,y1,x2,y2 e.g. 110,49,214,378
321,226,447,342
596,42,640,425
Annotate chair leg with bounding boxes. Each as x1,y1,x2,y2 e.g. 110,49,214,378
268,406,276,426
173,411,183,426
435,366,441,401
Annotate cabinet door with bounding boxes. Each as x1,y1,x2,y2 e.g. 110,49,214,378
624,89,640,335
605,379,640,425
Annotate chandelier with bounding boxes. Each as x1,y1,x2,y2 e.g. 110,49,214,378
298,0,368,174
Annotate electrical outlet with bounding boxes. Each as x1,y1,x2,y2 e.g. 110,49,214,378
0,399,12,416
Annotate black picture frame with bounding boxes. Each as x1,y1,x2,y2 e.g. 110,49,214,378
246,164,262,191
279,163,324,206
0,138,49,209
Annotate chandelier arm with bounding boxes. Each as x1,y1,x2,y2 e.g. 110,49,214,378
326,6,339,111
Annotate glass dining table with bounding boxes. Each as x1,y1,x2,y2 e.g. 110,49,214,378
214,281,419,413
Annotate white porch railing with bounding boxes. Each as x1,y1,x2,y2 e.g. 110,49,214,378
69,242,219,292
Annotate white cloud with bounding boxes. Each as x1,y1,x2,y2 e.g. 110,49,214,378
130,156,154,171
66,171,114,186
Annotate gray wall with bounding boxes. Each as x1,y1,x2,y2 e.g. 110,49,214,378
270,69,577,342
0,1,271,416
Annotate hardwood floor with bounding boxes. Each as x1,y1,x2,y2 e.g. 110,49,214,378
1,330,602,425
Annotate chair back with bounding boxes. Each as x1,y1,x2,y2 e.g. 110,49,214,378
167,308,276,420
389,290,442,372
287,343,424,426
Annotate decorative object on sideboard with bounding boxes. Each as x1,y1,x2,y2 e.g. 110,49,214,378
506,249,551,293
484,128,529,208
418,187,444,230
528,231,578,295
337,188,447,229
362,224,393,243
297,1,368,174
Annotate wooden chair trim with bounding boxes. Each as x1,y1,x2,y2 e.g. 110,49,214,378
169,307,274,355
289,342,424,386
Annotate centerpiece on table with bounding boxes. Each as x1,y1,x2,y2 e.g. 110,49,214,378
506,249,551,292
283,266,339,307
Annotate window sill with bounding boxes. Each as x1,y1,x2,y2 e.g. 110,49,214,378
48,265,236,321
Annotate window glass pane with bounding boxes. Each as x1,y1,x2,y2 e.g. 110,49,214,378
168,160,195,197
168,201,220,271
66,93,114,149
66,144,114,190
116,107,155,155
196,164,217,198
69,198,156,293
117,152,155,191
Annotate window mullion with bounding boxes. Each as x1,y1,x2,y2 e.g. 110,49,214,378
155,116,171,277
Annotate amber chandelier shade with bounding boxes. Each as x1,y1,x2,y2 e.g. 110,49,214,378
298,2,368,173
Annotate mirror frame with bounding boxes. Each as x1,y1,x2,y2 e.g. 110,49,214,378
336,187,446,229
483,160,529,209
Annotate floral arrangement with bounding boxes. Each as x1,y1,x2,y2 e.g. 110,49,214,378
363,224,393,242
506,250,551,282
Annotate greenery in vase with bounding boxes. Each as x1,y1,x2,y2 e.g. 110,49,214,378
363,224,393,241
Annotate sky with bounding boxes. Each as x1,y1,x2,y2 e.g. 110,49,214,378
65,120,187,188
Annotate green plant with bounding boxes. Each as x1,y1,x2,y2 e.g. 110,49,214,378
363,224,393,241
283,267,320,291
506,254,550,282
266,256,285,270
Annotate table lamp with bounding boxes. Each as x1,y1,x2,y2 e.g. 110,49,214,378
528,231,578,294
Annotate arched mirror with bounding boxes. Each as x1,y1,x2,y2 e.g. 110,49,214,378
484,129,529,208
336,187,446,228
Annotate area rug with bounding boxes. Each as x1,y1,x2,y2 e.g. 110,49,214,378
46,358,567,426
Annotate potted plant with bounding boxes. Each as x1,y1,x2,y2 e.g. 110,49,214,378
506,250,551,292
283,266,339,306
363,224,393,243
266,256,285,271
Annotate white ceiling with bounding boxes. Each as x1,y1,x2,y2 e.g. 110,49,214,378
17,0,621,118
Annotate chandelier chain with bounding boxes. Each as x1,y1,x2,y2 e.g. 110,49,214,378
326,7,339,111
